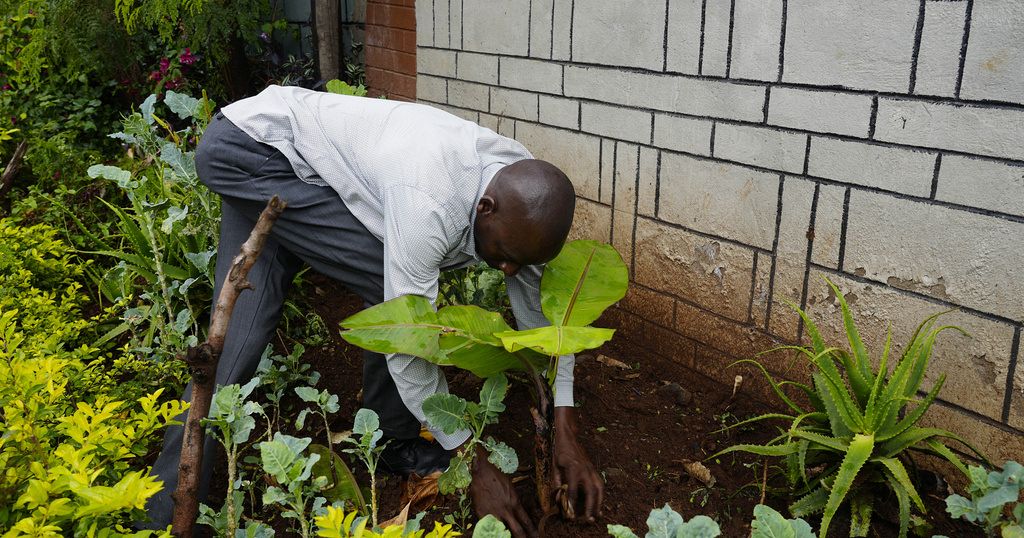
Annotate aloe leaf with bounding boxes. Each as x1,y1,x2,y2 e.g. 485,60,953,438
540,240,628,327
813,372,861,436
877,375,945,440
789,299,827,356
865,324,894,425
789,429,849,452
827,280,872,406
849,493,873,537
789,485,829,517
712,413,797,435
923,439,975,477
731,359,807,414
819,433,874,538
876,457,925,512
713,442,800,458
885,468,912,538
904,325,967,400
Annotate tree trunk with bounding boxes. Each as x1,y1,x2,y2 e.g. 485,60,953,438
315,0,341,81
0,140,29,197
171,196,287,536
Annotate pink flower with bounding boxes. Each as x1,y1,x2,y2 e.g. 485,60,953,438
178,48,196,65
159,57,171,73
148,70,162,81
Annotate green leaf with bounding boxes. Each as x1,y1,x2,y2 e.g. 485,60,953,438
827,280,872,407
495,325,615,356
751,504,814,538
1002,525,1024,538
876,458,924,512
944,494,975,520
849,494,873,537
677,515,721,537
484,437,518,474
606,525,639,538
472,514,512,538
819,433,874,538
540,240,628,327
295,386,320,403
644,504,683,538
479,373,508,419
165,90,202,119
87,164,133,186
789,485,829,518
259,433,311,482
308,444,366,511
340,295,445,361
141,94,157,124
352,408,380,437
422,393,469,434
438,456,471,494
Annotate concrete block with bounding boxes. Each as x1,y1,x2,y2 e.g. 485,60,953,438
811,184,846,269
450,0,462,48
783,0,918,92
750,252,772,329
496,117,515,138
874,98,1024,162
914,0,967,97
730,0,783,81
611,208,634,275
713,124,806,174
767,177,815,341
539,95,579,130
569,197,612,242
937,155,1024,218
767,87,873,138
551,0,572,60
529,0,554,58
580,103,652,144
515,122,601,201
666,0,703,74
456,52,498,84
674,300,781,364
477,112,499,132
620,285,674,328
416,0,434,46
614,142,639,214
921,403,1024,468
462,0,529,55
600,139,615,204
446,79,488,112
803,270,1018,421
653,114,713,156
637,146,659,217
1012,363,1024,430
808,137,936,197
658,154,780,250
416,48,456,77
960,0,1024,104
490,88,537,121
844,190,1024,321
570,0,666,70
634,217,757,322
433,103,477,122
499,57,562,94
416,74,447,103
564,65,767,122
701,0,731,76
434,0,449,48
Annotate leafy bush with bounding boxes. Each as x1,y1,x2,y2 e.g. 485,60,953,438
717,280,986,538
606,503,721,538
942,461,1023,537
0,220,186,535
314,507,460,537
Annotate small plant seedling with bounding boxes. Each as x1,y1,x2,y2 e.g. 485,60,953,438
943,461,1024,538
422,373,518,494
340,408,388,528
259,433,328,538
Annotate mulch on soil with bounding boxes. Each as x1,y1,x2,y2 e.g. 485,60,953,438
209,272,981,537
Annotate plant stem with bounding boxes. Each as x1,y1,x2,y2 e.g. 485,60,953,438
225,445,238,537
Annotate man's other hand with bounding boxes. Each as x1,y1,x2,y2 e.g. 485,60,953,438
552,406,604,523
467,445,537,538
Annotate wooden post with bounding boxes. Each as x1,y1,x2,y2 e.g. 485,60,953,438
315,0,341,81
171,196,288,536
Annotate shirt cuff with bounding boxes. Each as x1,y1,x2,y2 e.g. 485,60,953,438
432,427,472,451
553,378,574,407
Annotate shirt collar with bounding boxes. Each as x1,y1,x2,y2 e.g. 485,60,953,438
463,162,504,260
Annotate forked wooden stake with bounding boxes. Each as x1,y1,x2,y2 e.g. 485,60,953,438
171,195,287,536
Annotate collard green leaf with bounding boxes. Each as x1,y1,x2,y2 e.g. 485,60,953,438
165,90,202,119
259,433,311,482
422,394,469,435
479,373,508,418
540,240,628,327
677,515,721,537
352,408,380,437
141,94,157,124
437,456,471,494
606,525,639,538
484,437,518,474
472,514,512,537
87,164,133,187
644,504,683,538
495,325,615,356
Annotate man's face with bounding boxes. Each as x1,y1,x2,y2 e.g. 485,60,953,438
474,198,559,277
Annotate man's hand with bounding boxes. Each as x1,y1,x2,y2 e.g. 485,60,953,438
552,406,604,523
467,445,536,538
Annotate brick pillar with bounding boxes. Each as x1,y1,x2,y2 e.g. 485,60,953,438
364,0,416,101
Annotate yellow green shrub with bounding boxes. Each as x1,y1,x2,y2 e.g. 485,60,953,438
0,220,186,536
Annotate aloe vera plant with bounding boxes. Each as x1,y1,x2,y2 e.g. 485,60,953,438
339,239,628,512
715,279,988,538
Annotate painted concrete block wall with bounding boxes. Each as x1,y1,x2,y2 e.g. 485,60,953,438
414,0,1024,458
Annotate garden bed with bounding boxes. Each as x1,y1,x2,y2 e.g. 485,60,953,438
209,271,982,537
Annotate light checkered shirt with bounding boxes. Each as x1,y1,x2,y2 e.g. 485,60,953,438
222,85,575,449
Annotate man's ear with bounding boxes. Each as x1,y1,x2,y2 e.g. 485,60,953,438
476,195,496,215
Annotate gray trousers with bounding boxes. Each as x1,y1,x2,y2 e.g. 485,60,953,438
143,113,421,528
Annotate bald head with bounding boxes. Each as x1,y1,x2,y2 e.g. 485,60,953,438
474,159,576,275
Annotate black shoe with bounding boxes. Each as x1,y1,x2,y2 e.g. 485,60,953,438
379,437,452,477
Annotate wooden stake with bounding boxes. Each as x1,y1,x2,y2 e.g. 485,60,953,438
0,140,28,196
171,196,287,536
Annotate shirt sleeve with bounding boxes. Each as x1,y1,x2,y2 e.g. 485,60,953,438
505,265,576,408
380,185,471,450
